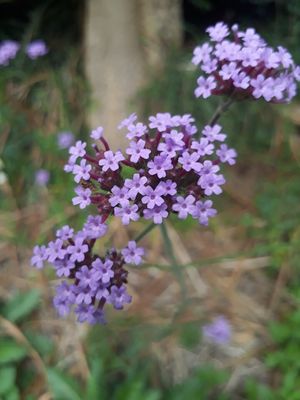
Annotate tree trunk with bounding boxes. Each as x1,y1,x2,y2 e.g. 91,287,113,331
85,0,183,149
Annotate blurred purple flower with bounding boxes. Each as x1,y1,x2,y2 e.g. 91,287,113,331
121,241,144,265
35,169,49,186
26,40,48,59
57,131,74,149
0,40,20,66
202,316,232,344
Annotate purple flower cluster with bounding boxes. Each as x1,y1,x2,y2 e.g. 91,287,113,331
192,22,300,103
26,40,48,60
31,216,144,324
0,40,20,66
0,39,48,66
64,114,236,226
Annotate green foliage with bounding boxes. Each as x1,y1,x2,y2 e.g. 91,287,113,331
0,289,46,398
2,289,40,323
47,368,83,400
0,339,27,365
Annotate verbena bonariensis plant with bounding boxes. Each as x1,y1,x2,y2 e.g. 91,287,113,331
31,22,299,324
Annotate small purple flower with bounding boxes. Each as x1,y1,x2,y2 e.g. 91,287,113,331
240,46,261,68
149,113,173,132
121,241,144,265
250,74,266,99
126,122,148,139
157,140,177,158
72,159,92,183
108,285,132,310
89,308,106,325
201,58,218,74
94,281,110,301
194,76,217,98
206,22,229,42
109,185,130,207
159,130,185,157
67,237,89,263
98,150,125,172
178,151,201,172
157,180,177,196
192,43,213,65
219,62,239,80
54,257,75,277
118,113,137,130
75,304,106,324
141,185,165,209
46,239,66,263
148,154,173,178
191,200,217,225
163,129,185,147
232,70,250,89
72,186,91,209
83,216,107,239
91,258,114,284
114,201,139,225
199,160,220,176
124,174,148,199
191,137,214,156
143,204,168,224
75,304,94,322
31,245,47,269
198,173,225,196
64,159,75,173
56,225,74,240
202,316,232,344
35,169,49,186
216,144,237,165
69,141,87,163
202,124,226,142
26,40,48,59
76,265,95,289
90,126,103,140
126,139,151,163
57,131,74,149
172,195,195,219
277,46,293,68
53,281,76,317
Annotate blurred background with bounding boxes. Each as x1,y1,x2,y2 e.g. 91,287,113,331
1,0,300,399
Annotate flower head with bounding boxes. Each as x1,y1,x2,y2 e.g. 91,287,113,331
0,40,19,65
26,40,48,59
35,169,49,186
203,316,232,344
192,22,299,103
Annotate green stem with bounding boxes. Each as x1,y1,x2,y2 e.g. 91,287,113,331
207,96,235,126
160,222,187,299
134,222,157,243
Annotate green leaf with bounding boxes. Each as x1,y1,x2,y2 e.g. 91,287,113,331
47,368,82,400
0,366,16,395
25,330,54,357
3,290,40,323
85,360,105,400
0,339,27,365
